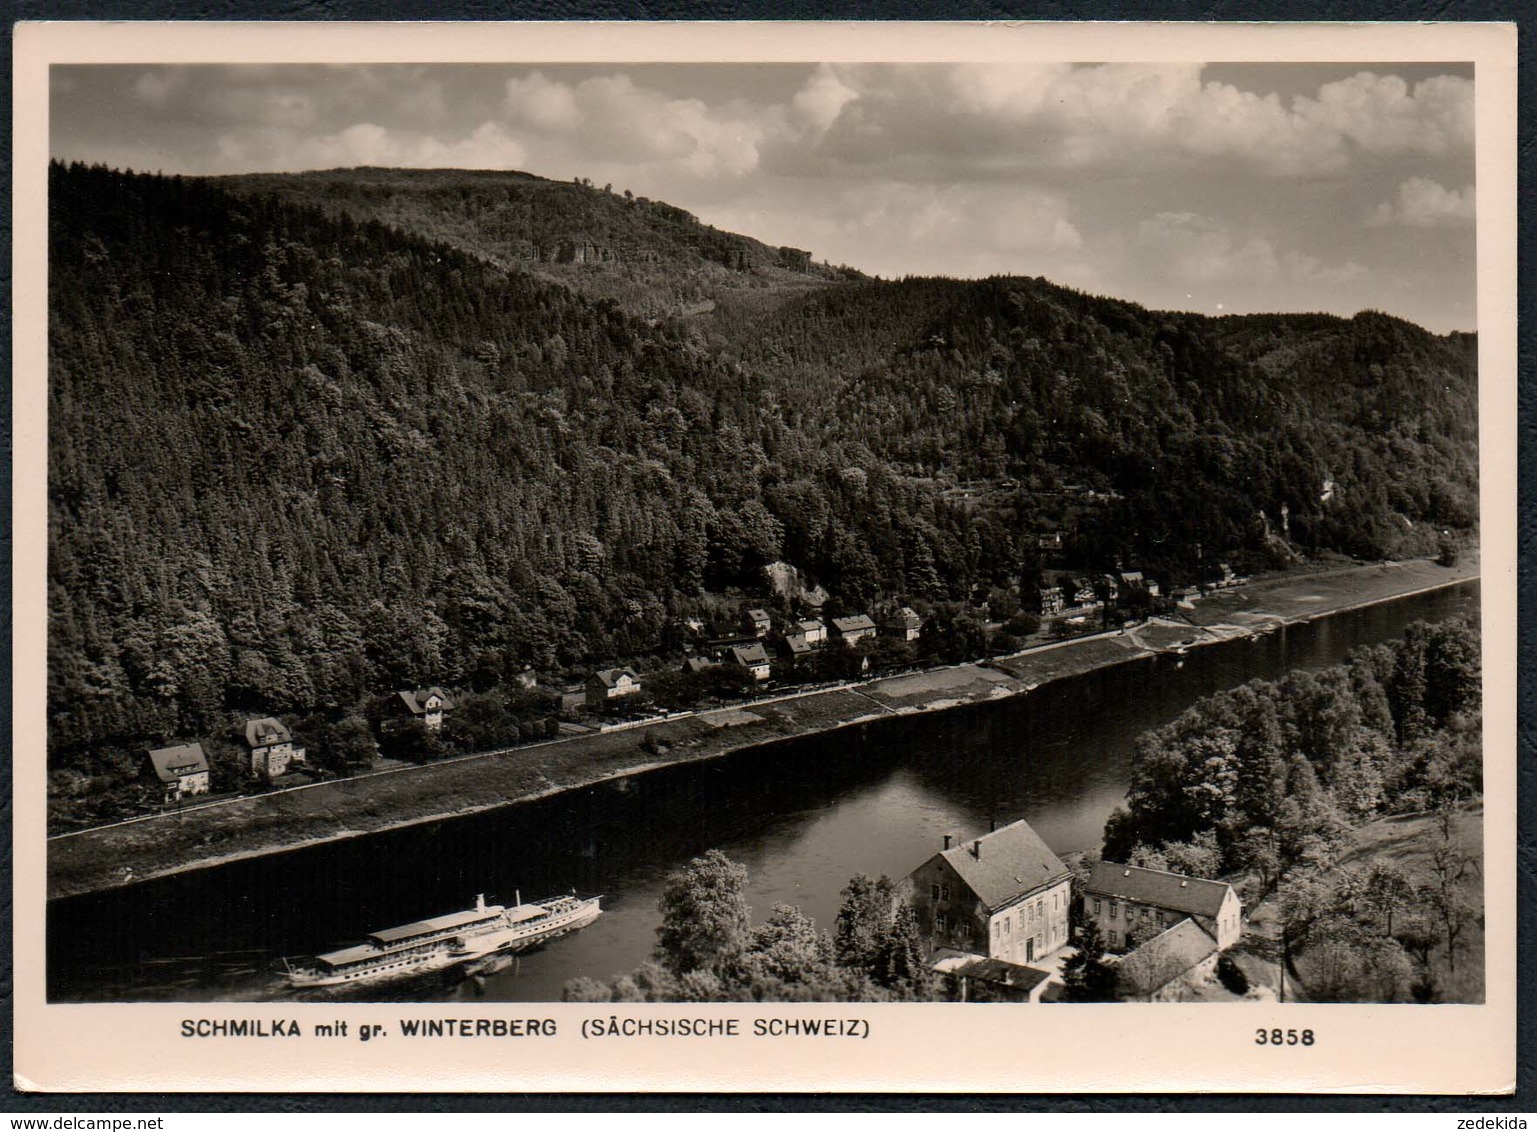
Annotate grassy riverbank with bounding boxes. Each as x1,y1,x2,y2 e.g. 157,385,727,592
47,556,1478,901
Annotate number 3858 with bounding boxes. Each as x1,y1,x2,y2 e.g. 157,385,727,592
1256,1028,1315,1046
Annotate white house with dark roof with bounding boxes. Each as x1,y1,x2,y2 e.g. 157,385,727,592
1084,861,1243,953
830,614,877,643
729,642,771,681
1113,918,1221,1002
244,717,306,781
145,742,211,803
796,619,827,647
587,667,642,701
743,608,773,637
390,687,455,732
902,819,1074,967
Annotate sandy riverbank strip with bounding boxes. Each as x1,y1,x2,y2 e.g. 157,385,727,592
46,557,1478,901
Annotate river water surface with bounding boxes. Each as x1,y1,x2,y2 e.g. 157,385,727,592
47,582,1478,1003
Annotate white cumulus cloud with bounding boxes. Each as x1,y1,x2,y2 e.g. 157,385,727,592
1368,177,1475,229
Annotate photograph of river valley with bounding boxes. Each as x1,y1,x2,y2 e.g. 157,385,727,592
43,58,1486,1008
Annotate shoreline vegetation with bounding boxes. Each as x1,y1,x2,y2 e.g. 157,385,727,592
1098,594,1482,1003
47,556,1477,902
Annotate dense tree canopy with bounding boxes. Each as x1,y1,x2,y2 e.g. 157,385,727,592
1103,617,1481,876
47,163,1480,781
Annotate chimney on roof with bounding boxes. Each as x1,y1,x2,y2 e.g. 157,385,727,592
943,834,952,851
972,840,982,860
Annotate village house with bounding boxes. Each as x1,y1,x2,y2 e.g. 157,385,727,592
1071,578,1101,608
902,819,1074,967
1100,574,1121,603
882,607,923,642
777,634,812,660
1037,585,1065,617
144,742,211,803
587,667,642,700
830,614,877,644
1083,862,1243,953
743,608,773,637
1112,919,1221,1002
387,687,455,732
682,655,720,675
1036,531,1063,552
730,642,772,681
930,947,1052,1003
244,717,306,781
1119,570,1160,598
797,619,828,648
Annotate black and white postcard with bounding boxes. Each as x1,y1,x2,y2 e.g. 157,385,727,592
12,20,1516,1093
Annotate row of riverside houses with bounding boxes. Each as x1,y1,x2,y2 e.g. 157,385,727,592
683,606,920,683
142,717,309,804
900,819,1245,1003
141,686,457,804
1036,569,1162,619
579,606,923,710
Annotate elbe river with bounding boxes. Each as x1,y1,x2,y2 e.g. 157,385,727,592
48,582,1477,1003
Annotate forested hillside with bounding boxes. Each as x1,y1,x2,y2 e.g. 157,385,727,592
221,167,853,321
47,163,1479,778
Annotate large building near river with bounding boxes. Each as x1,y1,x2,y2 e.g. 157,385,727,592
1082,861,1243,953
901,819,1074,967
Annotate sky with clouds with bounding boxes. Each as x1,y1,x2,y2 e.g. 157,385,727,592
51,61,1476,333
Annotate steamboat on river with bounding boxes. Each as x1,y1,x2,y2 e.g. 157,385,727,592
282,893,602,988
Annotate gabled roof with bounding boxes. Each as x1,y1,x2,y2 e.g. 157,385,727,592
745,608,771,622
931,947,1050,993
780,634,811,655
884,607,922,628
146,743,209,782
1119,571,1145,585
731,643,770,666
244,717,291,748
399,687,454,714
1086,862,1235,920
591,667,639,688
683,656,719,673
1114,918,1218,997
936,819,1071,912
831,615,877,633
797,619,825,634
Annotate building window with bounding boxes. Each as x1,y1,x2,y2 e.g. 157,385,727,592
1109,902,1119,919
930,884,940,901
937,914,947,934
1093,898,1102,915
940,885,950,900
1108,930,1119,948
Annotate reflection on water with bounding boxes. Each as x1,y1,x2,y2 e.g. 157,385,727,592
48,583,1478,1002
